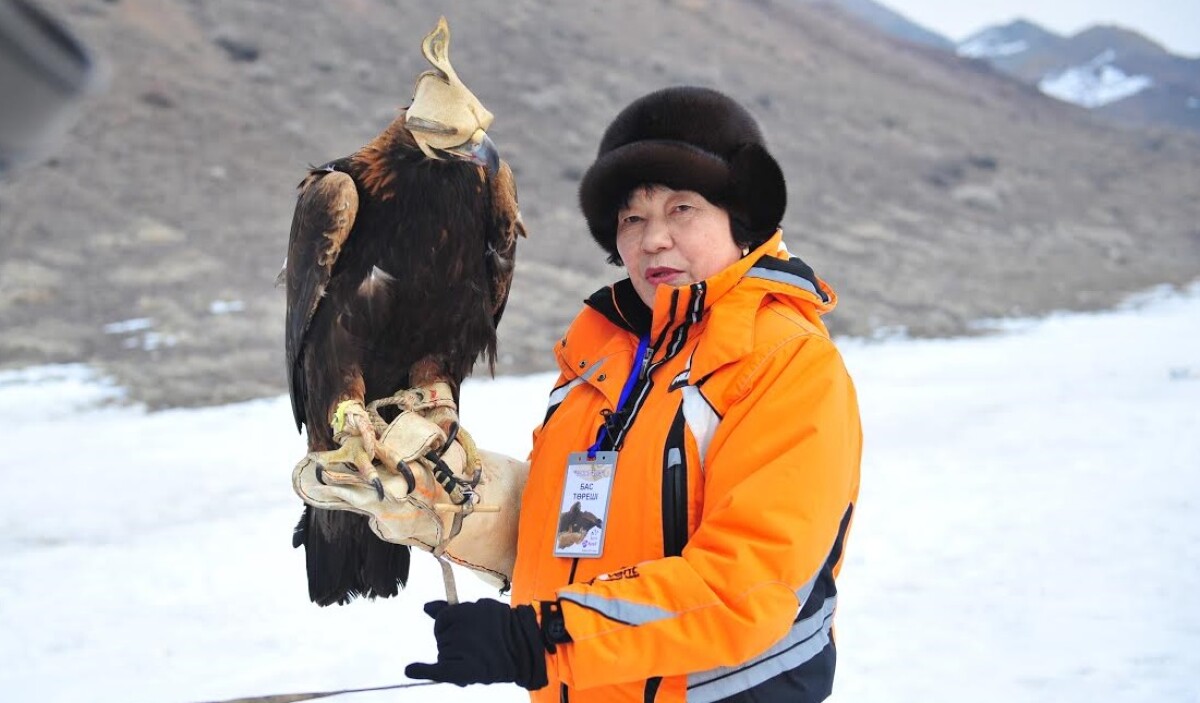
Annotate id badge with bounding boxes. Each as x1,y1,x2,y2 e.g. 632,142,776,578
553,451,617,558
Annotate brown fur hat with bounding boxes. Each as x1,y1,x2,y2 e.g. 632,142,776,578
579,86,786,263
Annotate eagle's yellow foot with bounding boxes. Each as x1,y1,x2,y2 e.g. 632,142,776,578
333,399,378,458
323,399,386,499
311,435,386,499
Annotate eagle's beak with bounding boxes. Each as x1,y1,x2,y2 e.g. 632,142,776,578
443,129,499,176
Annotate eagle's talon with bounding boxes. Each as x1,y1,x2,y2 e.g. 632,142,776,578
397,460,416,496
309,436,381,493
309,462,374,488
375,442,418,497
438,422,460,458
372,477,385,501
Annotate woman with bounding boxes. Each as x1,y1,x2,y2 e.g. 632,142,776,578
406,86,862,703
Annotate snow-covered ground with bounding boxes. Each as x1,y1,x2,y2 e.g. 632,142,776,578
2,284,1199,703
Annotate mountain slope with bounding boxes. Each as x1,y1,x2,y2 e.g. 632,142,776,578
960,20,1200,131
1,0,1198,407
806,0,955,50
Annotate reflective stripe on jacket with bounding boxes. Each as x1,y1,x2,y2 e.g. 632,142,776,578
512,231,863,703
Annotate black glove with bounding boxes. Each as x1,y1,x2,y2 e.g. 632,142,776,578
404,599,551,690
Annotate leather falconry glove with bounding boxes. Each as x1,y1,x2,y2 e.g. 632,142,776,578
293,396,528,591
405,598,567,690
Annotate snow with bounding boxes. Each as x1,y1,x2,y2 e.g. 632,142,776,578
1038,49,1154,108
209,300,246,315
100,317,179,351
957,30,1029,58
102,317,155,335
3,284,1199,703
122,331,179,351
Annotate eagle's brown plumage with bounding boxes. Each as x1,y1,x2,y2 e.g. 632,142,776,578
285,111,523,606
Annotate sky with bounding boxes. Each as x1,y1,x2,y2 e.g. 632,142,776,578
2,282,1199,702
881,0,1200,56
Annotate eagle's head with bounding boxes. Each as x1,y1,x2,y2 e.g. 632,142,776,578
405,17,499,175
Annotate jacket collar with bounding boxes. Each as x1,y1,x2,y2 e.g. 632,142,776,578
584,279,650,337
578,230,837,379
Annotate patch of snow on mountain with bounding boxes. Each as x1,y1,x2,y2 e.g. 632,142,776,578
209,299,246,315
1039,49,1153,108
957,30,1029,58
102,317,154,334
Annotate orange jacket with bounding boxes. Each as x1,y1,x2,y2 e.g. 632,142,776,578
512,232,862,703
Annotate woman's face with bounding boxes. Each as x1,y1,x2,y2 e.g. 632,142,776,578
615,185,742,308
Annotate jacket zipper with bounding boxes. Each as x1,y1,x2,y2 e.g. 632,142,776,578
565,304,681,703
662,408,689,558
663,461,687,557
561,557,579,703
646,410,688,703
644,676,663,702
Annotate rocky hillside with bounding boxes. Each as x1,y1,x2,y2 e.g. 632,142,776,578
1,0,1198,408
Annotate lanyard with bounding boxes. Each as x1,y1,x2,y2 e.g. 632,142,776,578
587,335,650,459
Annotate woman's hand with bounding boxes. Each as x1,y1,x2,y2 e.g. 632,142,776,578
405,599,550,690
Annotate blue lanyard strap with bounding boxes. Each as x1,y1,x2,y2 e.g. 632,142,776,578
587,335,650,458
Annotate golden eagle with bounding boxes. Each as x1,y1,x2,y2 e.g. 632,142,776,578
283,18,523,606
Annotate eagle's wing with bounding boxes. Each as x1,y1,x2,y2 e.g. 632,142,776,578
284,168,359,431
485,160,525,330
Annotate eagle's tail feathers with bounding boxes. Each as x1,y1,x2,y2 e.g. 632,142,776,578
298,507,411,606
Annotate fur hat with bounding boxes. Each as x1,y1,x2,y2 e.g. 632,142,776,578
579,86,786,263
